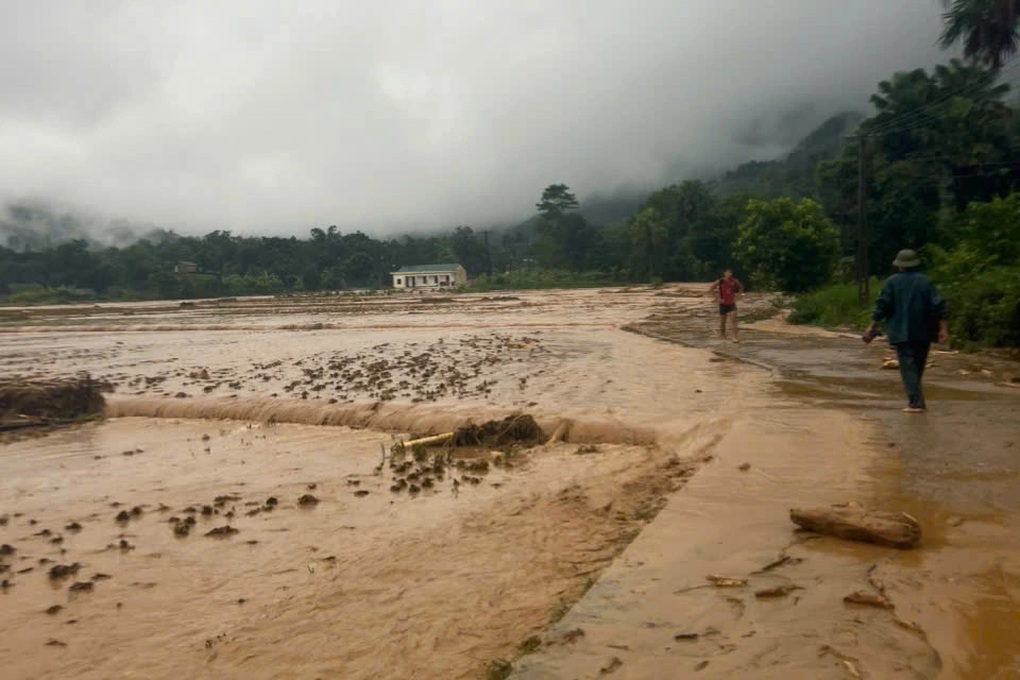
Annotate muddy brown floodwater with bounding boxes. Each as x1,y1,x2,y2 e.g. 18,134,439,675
0,286,1018,679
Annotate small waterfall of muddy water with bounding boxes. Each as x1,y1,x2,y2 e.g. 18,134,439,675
1,288,1017,679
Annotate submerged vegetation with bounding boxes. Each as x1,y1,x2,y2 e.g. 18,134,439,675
0,374,105,431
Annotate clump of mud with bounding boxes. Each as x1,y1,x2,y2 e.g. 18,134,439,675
0,374,105,431
205,526,239,538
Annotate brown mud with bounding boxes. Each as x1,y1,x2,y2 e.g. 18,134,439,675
0,286,1017,679
513,291,1018,679
0,418,695,680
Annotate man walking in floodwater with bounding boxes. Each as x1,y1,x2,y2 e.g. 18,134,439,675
709,269,743,342
863,249,949,414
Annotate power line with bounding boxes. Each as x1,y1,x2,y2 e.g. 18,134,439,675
866,58,1020,136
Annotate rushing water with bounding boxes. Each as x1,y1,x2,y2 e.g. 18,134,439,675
1,287,1017,679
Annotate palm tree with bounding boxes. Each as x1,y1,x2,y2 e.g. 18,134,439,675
940,0,1020,67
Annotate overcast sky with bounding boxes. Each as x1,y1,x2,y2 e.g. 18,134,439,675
0,1,952,236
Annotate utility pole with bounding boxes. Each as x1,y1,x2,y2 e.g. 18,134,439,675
481,230,492,277
857,135,869,309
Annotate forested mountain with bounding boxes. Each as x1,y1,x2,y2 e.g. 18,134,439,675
713,111,865,199
2,31,1018,347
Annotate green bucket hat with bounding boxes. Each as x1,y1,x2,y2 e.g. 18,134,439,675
893,249,920,268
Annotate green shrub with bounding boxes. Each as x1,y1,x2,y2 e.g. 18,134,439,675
788,279,880,329
941,266,1020,347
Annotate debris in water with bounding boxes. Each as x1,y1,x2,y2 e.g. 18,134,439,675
205,526,239,538
44,605,63,615
0,374,105,431
755,585,801,599
599,656,623,674
738,463,751,471
297,494,319,506
559,628,585,644
789,503,921,548
706,575,748,588
69,582,94,593
48,563,81,581
843,591,894,609
451,414,545,448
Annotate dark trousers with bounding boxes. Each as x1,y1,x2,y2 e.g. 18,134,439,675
894,342,930,409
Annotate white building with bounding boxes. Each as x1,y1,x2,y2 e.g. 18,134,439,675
391,264,467,290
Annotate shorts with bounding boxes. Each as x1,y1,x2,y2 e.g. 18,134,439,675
719,304,736,315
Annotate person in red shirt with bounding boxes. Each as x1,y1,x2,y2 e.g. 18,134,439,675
708,268,744,342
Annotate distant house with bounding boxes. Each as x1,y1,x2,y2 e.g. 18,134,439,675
174,261,198,274
391,264,467,290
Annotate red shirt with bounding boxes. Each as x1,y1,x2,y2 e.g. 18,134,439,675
717,278,742,306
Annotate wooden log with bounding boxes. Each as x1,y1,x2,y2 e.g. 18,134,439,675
843,591,893,609
789,503,921,549
403,432,454,448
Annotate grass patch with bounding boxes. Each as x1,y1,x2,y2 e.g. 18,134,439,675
788,280,880,331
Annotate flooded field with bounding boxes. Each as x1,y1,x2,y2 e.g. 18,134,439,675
1,287,1017,678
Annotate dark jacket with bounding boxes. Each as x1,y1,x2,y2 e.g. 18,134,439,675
871,270,947,344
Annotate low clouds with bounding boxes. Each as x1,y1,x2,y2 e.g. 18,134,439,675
0,1,950,236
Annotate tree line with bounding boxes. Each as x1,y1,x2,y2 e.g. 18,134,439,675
2,0,1018,345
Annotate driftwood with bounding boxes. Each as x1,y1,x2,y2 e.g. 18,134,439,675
789,503,921,549
403,432,454,448
843,590,894,609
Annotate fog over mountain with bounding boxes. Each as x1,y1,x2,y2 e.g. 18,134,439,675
0,1,953,238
